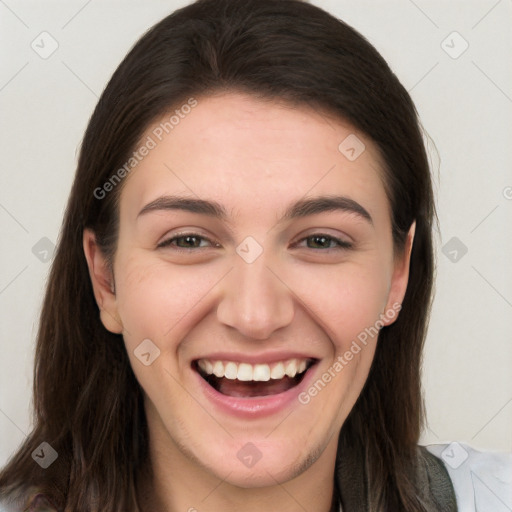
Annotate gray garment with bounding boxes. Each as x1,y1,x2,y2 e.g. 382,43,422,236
334,443,457,511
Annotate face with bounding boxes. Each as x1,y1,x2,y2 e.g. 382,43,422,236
84,92,413,488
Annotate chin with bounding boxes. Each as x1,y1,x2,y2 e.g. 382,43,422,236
196,437,322,488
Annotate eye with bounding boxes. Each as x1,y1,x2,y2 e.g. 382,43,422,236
157,233,218,250
294,233,353,251
156,232,353,252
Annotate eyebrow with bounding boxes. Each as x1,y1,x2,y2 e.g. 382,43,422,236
137,194,373,225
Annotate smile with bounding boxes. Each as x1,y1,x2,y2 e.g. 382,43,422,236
193,357,317,400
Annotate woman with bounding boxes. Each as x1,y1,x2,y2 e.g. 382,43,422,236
0,0,509,510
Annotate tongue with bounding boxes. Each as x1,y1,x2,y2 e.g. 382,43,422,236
216,376,298,398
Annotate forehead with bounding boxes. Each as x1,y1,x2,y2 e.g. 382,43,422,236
118,92,390,225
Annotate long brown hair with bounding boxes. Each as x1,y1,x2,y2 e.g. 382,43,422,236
0,0,436,510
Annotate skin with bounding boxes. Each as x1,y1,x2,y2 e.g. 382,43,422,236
83,92,415,512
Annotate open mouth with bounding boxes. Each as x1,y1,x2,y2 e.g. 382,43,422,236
193,358,317,398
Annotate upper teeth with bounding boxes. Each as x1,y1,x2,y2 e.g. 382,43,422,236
197,358,310,382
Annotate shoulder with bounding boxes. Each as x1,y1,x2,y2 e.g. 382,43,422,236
425,442,512,512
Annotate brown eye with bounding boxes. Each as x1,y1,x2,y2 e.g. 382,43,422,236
297,234,353,250
157,233,217,250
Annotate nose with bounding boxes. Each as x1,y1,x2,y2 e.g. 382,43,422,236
216,252,295,340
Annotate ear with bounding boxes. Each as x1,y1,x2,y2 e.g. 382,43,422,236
382,221,416,326
83,228,124,334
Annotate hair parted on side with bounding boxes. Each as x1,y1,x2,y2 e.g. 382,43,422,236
0,1,436,510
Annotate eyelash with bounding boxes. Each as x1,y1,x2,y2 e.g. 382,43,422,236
157,232,353,251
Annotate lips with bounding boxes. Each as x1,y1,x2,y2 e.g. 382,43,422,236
193,357,317,398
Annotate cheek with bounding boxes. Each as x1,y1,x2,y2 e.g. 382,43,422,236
290,261,390,422
114,253,220,348
286,259,391,351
